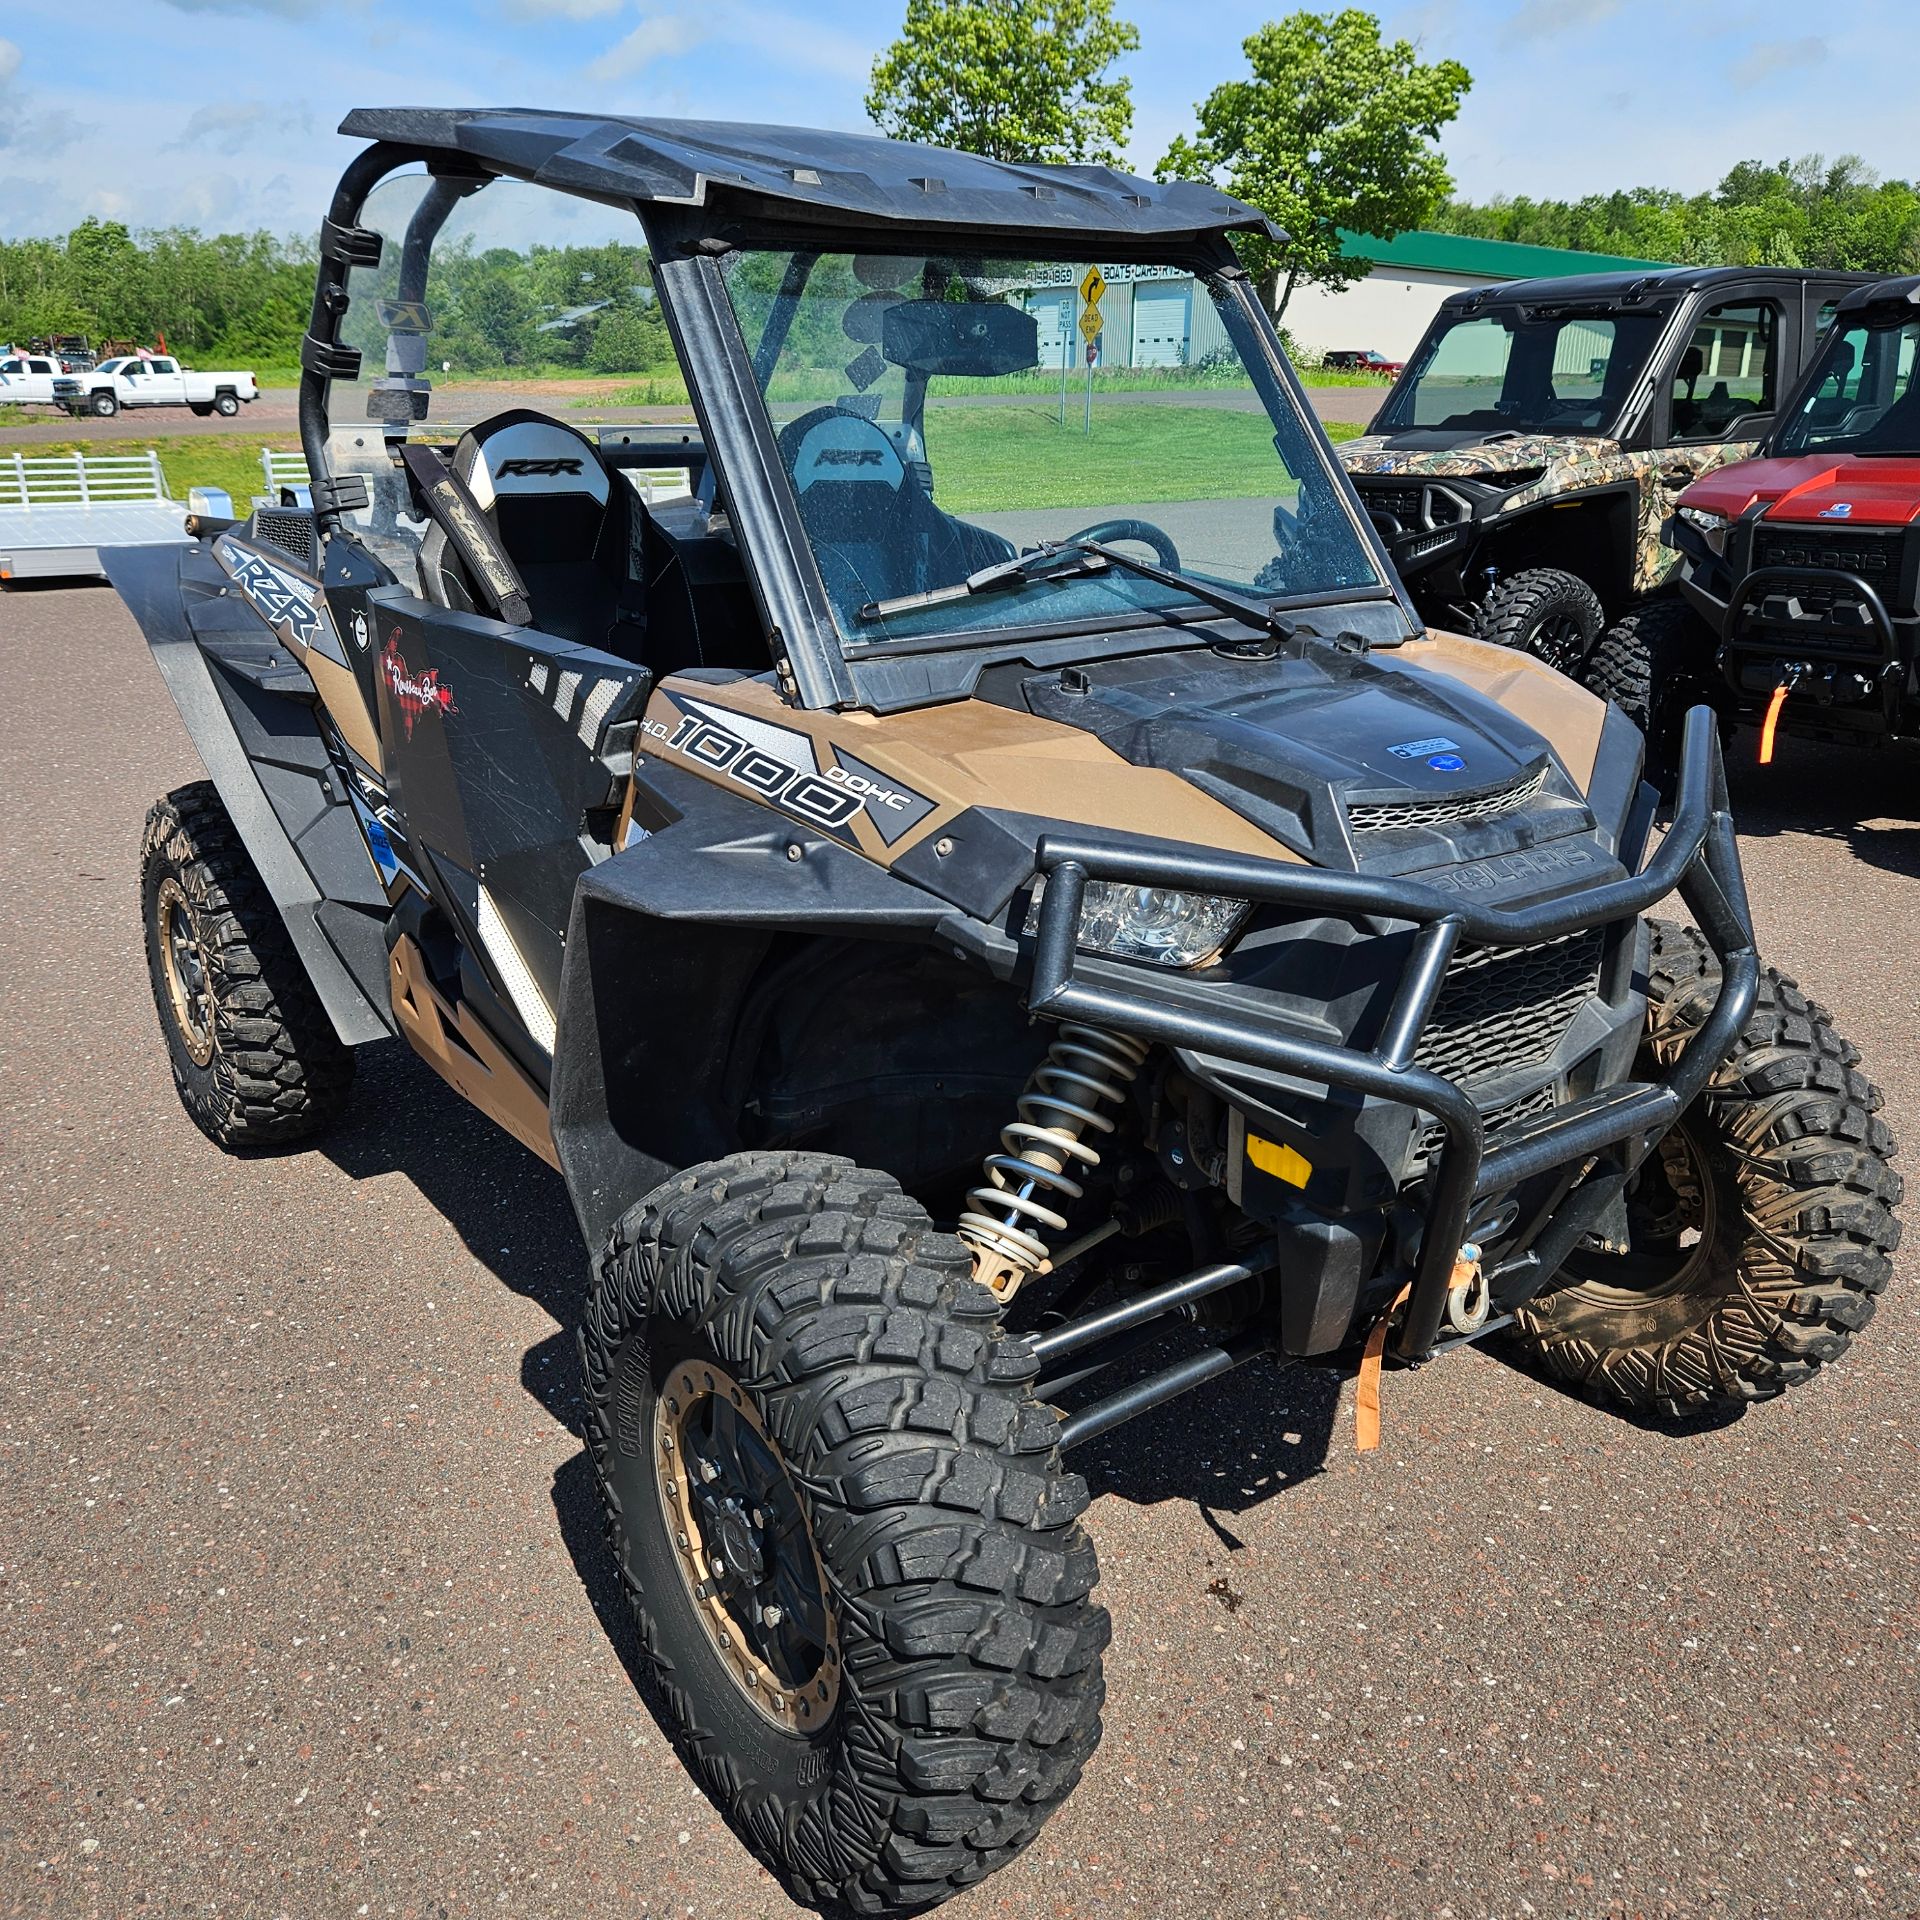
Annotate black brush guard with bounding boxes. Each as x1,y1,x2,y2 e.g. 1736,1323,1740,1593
1025,706,1758,1366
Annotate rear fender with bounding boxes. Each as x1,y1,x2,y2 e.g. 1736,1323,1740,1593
105,539,391,1044
549,762,951,1247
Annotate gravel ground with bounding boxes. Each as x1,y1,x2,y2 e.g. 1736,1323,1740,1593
1,581,1916,1920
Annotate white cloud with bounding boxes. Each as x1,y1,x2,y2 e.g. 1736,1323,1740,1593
170,101,313,155
155,0,321,14
0,37,19,86
587,11,708,82
1505,0,1623,42
505,0,624,17
1731,36,1827,91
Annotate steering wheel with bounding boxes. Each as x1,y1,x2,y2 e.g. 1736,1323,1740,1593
1066,518,1181,568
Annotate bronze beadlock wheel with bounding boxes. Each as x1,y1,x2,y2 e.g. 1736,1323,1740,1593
153,873,216,1067
654,1359,840,1730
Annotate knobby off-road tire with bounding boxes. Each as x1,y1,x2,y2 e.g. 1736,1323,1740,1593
579,1151,1107,1913
1512,920,1901,1415
140,782,352,1147
1582,596,1723,793
1477,566,1607,676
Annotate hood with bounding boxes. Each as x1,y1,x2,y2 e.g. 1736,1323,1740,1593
1011,641,1598,879
1341,428,1619,482
1679,452,1920,527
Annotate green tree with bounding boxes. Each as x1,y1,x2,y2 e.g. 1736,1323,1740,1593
1158,8,1470,320
866,0,1139,165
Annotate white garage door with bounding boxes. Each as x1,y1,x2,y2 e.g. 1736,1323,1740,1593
1131,281,1191,368
1027,289,1075,370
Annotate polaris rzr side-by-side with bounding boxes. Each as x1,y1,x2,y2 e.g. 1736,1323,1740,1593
113,111,1901,1914
1596,275,1920,787
1341,266,1871,673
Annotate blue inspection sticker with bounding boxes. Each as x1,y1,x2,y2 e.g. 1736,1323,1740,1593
1427,752,1467,772
363,817,400,882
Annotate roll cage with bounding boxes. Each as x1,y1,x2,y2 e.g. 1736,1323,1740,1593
298,111,1415,713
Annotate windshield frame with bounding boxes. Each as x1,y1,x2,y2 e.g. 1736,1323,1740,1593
642,214,1412,708
1372,299,1675,441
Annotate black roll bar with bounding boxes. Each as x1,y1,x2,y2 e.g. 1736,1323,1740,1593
1025,706,1759,1362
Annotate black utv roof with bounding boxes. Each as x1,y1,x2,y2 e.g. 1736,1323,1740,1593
338,108,1276,245
1438,264,1877,312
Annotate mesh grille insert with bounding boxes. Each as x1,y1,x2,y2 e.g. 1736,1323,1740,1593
251,507,318,574
1414,929,1603,1087
1349,767,1545,835
1410,1079,1558,1178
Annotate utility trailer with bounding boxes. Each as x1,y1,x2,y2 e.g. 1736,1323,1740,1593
0,450,191,582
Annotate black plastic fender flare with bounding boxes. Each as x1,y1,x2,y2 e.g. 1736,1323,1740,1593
104,541,390,1046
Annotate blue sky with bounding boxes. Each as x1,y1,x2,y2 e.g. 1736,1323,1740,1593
0,0,1913,241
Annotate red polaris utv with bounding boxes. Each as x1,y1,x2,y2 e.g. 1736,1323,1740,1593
1588,275,1920,779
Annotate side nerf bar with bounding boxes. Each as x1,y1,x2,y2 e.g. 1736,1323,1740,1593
1027,706,1759,1363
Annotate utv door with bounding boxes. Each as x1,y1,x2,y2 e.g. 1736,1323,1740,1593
366,591,648,1064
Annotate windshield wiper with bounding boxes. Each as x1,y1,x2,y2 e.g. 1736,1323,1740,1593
859,538,1297,638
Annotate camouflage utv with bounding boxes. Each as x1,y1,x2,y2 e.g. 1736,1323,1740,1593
111,113,1900,1915
1342,267,1871,672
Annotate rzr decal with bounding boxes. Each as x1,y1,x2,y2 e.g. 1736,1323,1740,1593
219,540,322,648
381,635,458,739
495,457,584,479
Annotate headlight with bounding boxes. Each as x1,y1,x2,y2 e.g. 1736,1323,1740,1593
1677,505,1731,556
1025,877,1250,968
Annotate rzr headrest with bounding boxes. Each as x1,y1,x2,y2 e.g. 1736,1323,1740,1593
454,409,611,512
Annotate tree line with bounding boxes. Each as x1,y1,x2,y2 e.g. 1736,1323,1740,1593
0,217,678,375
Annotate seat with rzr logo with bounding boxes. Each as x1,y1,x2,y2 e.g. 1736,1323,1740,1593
419,410,647,656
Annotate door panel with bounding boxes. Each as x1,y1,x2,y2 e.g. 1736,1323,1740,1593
369,591,650,1052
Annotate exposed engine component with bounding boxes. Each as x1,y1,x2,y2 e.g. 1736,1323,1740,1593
959,1023,1150,1299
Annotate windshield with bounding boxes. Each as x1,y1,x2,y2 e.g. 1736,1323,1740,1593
1375,306,1667,436
1775,314,1920,456
718,248,1380,648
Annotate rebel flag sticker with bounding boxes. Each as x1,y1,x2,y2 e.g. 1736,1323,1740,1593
381,635,458,738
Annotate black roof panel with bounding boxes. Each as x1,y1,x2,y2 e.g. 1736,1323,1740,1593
1436,264,1880,309
338,108,1274,244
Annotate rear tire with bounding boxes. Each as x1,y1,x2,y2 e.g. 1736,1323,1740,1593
140,782,353,1148
1477,566,1606,676
1581,597,1724,793
213,391,241,417
89,390,118,417
579,1151,1107,1912
1512,921,1901,1416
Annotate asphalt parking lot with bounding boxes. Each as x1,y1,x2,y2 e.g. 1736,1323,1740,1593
2,581,1917,1920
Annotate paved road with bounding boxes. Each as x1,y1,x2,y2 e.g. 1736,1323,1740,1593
3,582,1916,1919
0,381,1383,446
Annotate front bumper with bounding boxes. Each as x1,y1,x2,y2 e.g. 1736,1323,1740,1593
1026,708,1757,1362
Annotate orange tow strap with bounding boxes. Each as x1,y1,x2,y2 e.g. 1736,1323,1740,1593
1758,678,1792,765
1356,1250,1483,1453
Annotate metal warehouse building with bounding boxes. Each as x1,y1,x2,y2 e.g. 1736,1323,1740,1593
1011,233,1672,371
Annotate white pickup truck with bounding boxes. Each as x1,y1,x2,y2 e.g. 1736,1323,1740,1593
0,353,85,411
71,356,258,419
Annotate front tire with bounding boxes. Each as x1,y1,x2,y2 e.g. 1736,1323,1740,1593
579,1151,1107,1912
1477,566,1606,676
140,782,353,1147
89,390,118,417
1512,922,1901,1415
1581,596,1724,794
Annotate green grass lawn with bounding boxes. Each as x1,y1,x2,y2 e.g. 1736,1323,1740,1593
2,408,1360,522
924,402,1362,514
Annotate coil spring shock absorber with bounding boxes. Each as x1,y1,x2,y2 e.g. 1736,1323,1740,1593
959,1023,1150,1300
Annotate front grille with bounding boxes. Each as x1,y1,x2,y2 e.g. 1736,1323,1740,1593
1414,929,1604,1087
251,506,318,574
1410,1079,1558,1177
1754,528,1897,577
1348,767,1545,835
1359,483,1424,529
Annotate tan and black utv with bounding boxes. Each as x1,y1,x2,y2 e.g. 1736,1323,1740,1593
114,110,1901,1914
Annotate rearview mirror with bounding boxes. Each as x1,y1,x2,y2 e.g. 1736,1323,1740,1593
882,300,1038,378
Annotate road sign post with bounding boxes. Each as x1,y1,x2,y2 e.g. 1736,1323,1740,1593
1077,267,1105,438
